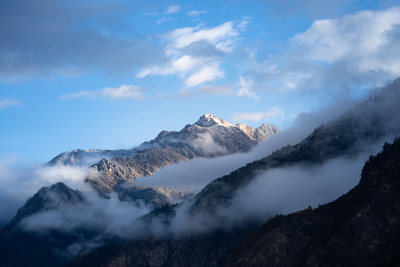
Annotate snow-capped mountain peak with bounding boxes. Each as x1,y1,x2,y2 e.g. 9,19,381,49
195,114,234,128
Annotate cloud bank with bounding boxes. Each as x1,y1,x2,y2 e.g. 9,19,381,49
0,0,164,81
60,85,144,101
247,7,400,93
0,163,92,224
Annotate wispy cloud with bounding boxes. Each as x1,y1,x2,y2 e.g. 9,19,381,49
177,84,233,99
232,107,285,122
185,63,224,87
237,76,259,101
237,16,251,31
247,7,400,92
0,98,21,109
136,21,243,88
165,21,238,52
187,10,206,17
137,55,200,78
60,85,144,101
166,5,181,14
156,17,172,24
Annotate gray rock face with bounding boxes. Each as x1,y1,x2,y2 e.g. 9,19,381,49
47,114,279,208
49,115,279,195
50,115,279,168
48,149,131,166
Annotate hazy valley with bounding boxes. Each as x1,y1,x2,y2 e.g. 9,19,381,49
1,78,400,266
1,2,400,266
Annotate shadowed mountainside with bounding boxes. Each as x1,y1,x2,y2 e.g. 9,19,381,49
1,79,400,266
225,138,400,266
191,78,400,214
0,183,86,267
72,138,400,267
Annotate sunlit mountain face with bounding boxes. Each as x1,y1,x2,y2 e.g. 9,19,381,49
1,1,400,266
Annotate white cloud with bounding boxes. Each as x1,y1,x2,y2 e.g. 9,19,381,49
292,8,400,64
60,85,144,101
61,91,98,99
166,5,181,14
0,98,21,109
0,162,93,223
237,16,251,31
156,17,172,24
137,21,241,88
251,7,400,92
191,132,228,155
185,64,224,87
102,85,144,100
232,107,285,122
187,10,206,17
137,55,199,78
166,21,238,52
176,84,233,99
237,76,259,100
171,55,199,73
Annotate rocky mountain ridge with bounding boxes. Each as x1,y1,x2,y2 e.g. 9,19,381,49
190,78,400,214
48,115,279,209
225,138,400,266
70,78,400,266
50,114,278,167
1,79,400,266
83,114,279,195
74,137,400,267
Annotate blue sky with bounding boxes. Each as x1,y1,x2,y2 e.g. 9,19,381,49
1,0,400,163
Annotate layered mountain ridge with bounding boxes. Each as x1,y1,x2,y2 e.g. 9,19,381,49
74,138,400,267
225,138,400,266
50,114,278,167
191,78,400,214
47,115,279,208
1,79,400,267
70,78,400,266
69,115,278,195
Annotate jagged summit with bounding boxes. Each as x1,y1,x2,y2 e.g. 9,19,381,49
50,114,280,167
195,114,234,128
194,114,280,141
87,116,280,194
49,114,280,194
